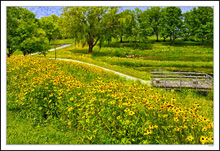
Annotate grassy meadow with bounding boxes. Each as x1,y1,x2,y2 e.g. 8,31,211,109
37,38,213,80
7,37,214,144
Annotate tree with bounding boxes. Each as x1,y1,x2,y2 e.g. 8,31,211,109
183,7,213,45
61,7,119,53
40,15,61,44
159,7,183,45
128,9,141,47
136,8,154,42
143,7,162,41
116,10,133,43
20,29,50,56
7,7,50,56
7,7,36,57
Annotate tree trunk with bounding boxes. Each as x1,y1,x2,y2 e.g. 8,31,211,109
173,30,175,45
163,37,166,42
156,33,159,42
49,39,51,44
134,37,136,47
170,34,172,42
202,37,204,45
120,36,123,43
88,43,93,53
108,39,110,46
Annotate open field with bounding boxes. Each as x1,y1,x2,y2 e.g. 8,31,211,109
36,38,213,81
7,56,213,144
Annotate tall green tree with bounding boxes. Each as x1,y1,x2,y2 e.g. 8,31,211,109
136,8,154,42
116,9,133,43
159,7,183,45
61,7,119,53
40,15,61,44
127,9,141,47
7,7,50,56
143,7,162,41
7,7,36,57
183,7,213,45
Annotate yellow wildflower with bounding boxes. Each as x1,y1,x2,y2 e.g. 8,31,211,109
154,125,158,129
68,107,73,112
129,111,135,116
174,117,179,122
200,136,206,144
174,127,180,131
202,127,207,132
186,136,194,141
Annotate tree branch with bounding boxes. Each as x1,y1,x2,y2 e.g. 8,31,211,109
93,37,100,46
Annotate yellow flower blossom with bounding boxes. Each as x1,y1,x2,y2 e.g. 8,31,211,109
174,117,179,122
186,136,194,141
129,111,135,116
174,127,180,131
68,107,73,112
200,136,206,144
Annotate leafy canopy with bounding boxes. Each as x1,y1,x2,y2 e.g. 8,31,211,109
61,7,119,53
7,7,50,56
183,7,213,44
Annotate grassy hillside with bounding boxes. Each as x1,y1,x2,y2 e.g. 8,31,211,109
38,38,213,80
7,56,213,144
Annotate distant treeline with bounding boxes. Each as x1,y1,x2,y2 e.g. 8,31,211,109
7,6,213,56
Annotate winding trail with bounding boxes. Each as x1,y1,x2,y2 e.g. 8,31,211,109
30,44,72,55
31,44,151,86
48,58,151,86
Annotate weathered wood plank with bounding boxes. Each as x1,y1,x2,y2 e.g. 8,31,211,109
151,75,206,78
150,72,212,91
150,72,206,75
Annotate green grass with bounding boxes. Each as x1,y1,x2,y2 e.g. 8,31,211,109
50,38,75,45
7,110,81,144
38,38,213,80
7,56,213,144
10,44,64,56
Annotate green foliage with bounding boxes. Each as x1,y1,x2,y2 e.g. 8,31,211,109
7,7,37,57
159,7,183,45
40,15,61,43
140,7,162,41
136,8,154,41
183,7,213,45
60,7,119,53
7,7,50,56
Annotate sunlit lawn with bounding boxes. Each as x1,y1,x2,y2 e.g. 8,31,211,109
39,38,213,80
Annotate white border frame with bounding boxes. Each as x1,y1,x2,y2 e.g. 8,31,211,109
1,1,219,150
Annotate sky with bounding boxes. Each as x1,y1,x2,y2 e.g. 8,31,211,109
22,6,198,19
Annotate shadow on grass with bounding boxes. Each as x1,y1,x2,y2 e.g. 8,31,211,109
68,48,89,55
158,39,213,47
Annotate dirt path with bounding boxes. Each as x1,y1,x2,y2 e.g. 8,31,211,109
30,44,151,86
48,58,151,86
30,44,72,56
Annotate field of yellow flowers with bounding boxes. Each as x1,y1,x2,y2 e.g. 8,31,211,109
7,56,213,144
